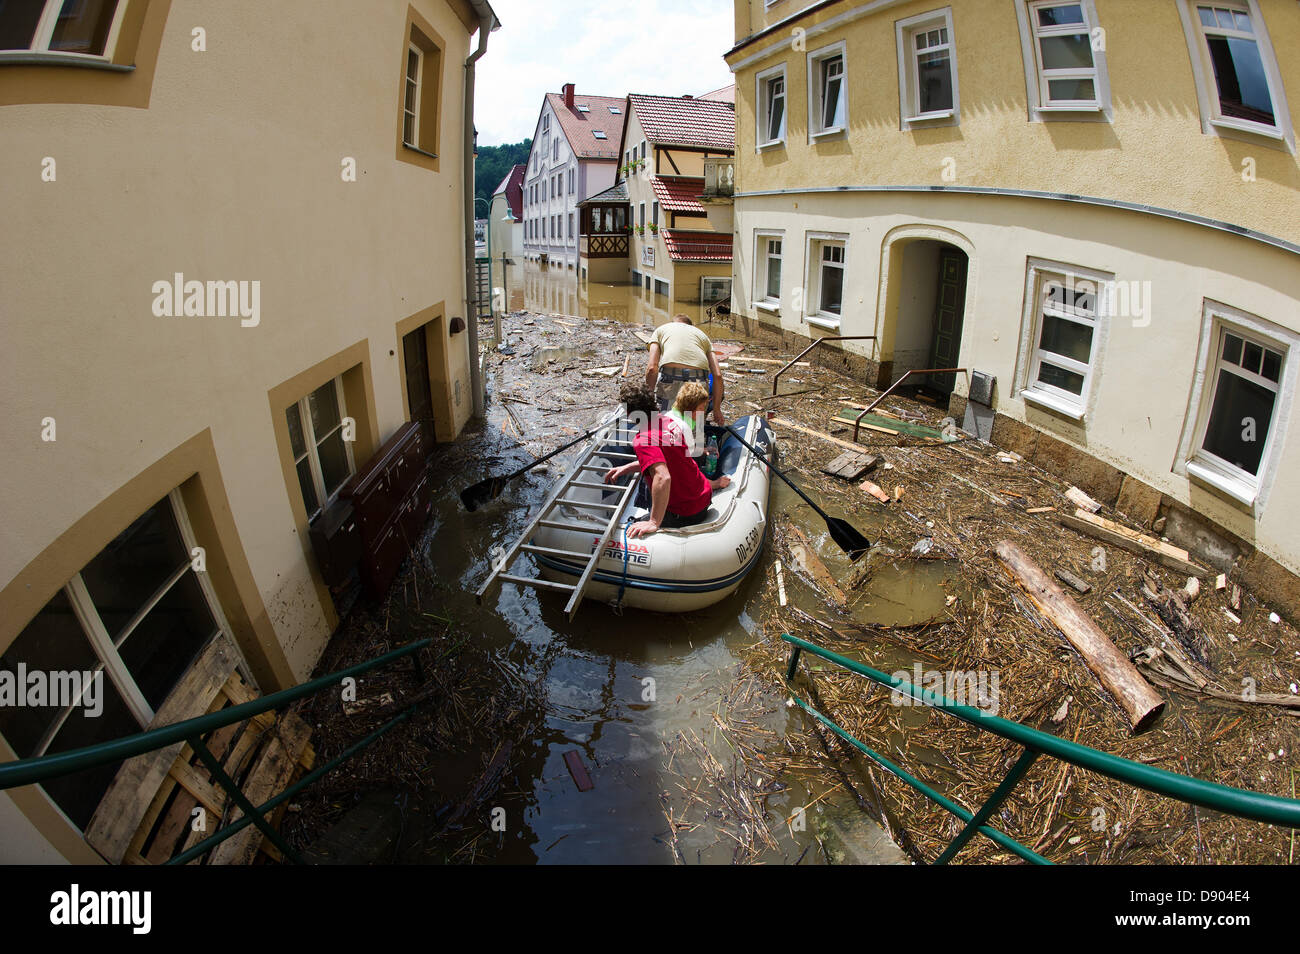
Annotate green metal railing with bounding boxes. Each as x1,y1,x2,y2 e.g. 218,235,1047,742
782,632,1300,864
0,638,431,865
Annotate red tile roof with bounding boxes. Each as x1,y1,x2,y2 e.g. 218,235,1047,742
627,94,735,151
651,176,706,214
662,230,733,262
493,163,526,219
547,92,627,161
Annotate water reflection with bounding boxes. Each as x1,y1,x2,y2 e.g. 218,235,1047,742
497,259,741,338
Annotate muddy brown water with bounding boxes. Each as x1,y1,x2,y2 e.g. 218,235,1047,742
361,264,966,863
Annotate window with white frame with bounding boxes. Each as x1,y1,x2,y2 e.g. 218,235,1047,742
576,104,589,113
1181,306,1290,505
552,138,559,160
0,489,235,828
568,213,574,240
651,201,659,227
1018,262,1107,417
402,44,422,147
897,9,958,125
542,113,550,134
1182,2,1287,138
638,202,645,228
756,64,787,146
609,105,621,114
805,235,847,326
756,233,783,308
286,377,355,521
0,0,126,58
568,167,575,193
1015,1,1111,117
808,43,847,137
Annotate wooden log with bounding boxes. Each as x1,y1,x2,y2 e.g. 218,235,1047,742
1058,509,1209,578
996,540,1166,733
770,416,869,454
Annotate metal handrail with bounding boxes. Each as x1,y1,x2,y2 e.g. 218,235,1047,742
0,637,432,864
854,367,968,441
771,335,877,396
782,633,1300,864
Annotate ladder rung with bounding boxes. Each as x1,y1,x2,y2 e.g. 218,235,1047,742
600,453,638,460
498,573,575,592
522,544,592,559
570,479,621,491
553,500,621,511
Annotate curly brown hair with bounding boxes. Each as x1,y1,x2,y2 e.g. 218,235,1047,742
619,382,657,418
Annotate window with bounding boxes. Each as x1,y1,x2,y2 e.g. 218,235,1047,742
542,114,550,134
1180,302,1293,506
640,141,647,160
568,213,574,240
402,44,422,147
552,138,559,160
1181,1,1289,141
0,0,124,58
568,167,575,193
808,43,847,137
756,64,787,146
805,235,847,327
897,9,958,126
593,130,607,139
1015,1,1111,119
0,490,233,828
609,105,621,114
755,233,783,309
701,277,732,306
287,377,355,521
576,104,589,113
651,201,659,227
638,202,645,228
654,278,670,297
1017,261,1108,418
397,17,443,166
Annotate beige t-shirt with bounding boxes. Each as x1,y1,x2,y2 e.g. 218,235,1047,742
653,322,712,370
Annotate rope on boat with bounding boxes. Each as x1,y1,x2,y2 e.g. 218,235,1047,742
612,515,636,615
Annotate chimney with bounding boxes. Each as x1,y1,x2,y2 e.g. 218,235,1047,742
563,83,575,109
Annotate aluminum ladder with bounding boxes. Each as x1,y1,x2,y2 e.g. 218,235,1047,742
475,412,641,619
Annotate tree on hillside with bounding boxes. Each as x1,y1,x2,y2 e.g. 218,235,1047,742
475,139,532,213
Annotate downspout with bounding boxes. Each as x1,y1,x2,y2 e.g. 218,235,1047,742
464,4,496,421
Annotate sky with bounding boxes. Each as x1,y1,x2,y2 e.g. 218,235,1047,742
475,0,737,147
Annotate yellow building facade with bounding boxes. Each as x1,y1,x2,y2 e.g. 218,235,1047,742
0,0,494,861
726,0,1300,612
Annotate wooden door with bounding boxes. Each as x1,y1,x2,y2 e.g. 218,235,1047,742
403,324,434,429
929,249,968,394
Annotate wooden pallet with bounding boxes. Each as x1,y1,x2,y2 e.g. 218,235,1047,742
820,450,882,481
85,635,314,865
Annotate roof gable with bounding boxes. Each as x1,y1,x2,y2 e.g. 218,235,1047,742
626,94,735,151
545,92,627,161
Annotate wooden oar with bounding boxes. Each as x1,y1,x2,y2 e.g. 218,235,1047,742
460,428,597,512
725,423,871,561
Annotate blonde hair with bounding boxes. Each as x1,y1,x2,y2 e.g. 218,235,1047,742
673,381,710,412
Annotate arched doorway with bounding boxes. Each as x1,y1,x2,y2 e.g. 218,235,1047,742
875,226,974,397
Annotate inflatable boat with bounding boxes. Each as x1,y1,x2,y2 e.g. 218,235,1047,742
523,409,777,613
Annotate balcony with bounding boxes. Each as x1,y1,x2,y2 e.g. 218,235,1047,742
581,233,629,259
701,158,735,203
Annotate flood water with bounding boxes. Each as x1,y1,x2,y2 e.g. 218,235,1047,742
409,262,953,863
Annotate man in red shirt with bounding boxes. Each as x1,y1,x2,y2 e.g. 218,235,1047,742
604,384,729,538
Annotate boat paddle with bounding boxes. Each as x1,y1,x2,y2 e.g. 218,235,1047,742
725,422,872,562
460,427,599,512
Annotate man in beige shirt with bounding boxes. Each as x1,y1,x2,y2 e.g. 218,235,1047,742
644,315,725,426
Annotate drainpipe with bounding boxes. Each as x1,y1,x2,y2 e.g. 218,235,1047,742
464,2,498,421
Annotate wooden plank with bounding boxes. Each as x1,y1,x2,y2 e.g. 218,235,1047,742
1058,509,1208,578
208,712,313,866
829,408,955,442
168,760,226,817
563,750,595,792
1054,568,1092,594
996,541,1165,734
85,634,241,863
785,525,847,604
1065,486,1102,513
859,480,891,504
821,451,880,481
145,788,200,865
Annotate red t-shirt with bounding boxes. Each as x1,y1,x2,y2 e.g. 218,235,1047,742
633,417,712,517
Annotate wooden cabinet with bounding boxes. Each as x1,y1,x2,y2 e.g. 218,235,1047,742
337,420,431,598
